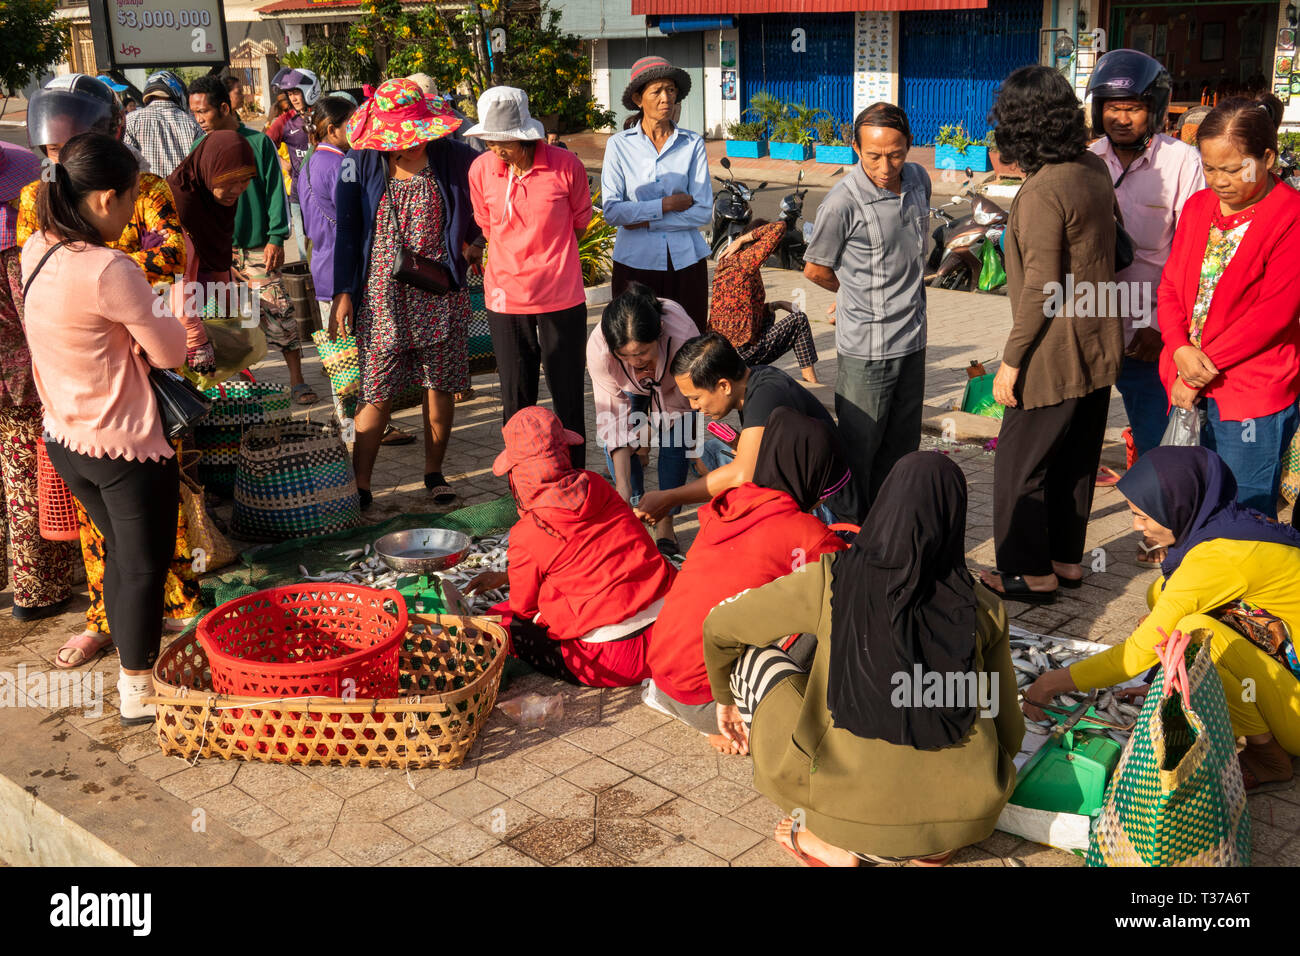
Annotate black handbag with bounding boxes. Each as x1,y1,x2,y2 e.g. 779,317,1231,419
23,238,211,440
387,191,454,295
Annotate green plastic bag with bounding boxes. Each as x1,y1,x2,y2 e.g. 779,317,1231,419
960,372,1004,420
1086,629,1251,867
978,237,1006,291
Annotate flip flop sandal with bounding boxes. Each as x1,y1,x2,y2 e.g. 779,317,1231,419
779,828,829,867
985,572,1057,605
380,425,415,446
55,630,112,669
909,849,958,867
453,389,476,404
291,383,318,405
1136,541,1167,567
1056,575,1083,590
424,473,457,506
1095,466,1122,487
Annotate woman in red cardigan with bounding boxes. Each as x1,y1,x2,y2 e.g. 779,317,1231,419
1158,98,1300,519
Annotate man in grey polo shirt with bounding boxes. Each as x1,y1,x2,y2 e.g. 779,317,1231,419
804,102,930,517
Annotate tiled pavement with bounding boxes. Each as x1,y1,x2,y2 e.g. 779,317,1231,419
2,277,1295,867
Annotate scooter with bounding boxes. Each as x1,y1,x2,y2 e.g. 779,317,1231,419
709,157,766,258
775,168,809,270
926,169,1009,293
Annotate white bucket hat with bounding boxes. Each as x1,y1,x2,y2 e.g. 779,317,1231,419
463,86,545,141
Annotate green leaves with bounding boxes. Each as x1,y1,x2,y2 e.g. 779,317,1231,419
0,0,68,97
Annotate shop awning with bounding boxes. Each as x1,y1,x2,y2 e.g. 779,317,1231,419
633,0,987,12
655,15,738,33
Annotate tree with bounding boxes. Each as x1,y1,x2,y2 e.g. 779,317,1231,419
0,0,69,110
348,0,613,132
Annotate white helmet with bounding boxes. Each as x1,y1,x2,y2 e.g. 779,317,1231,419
272,67,320,106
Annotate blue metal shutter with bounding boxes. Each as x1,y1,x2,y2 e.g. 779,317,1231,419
739,13,855,130
899,0,1042,145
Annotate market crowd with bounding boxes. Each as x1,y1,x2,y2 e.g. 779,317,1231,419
3,47,1300,867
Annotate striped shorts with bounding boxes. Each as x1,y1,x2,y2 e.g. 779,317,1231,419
729,645,805,726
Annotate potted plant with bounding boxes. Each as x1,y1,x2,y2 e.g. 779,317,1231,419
815,119,856,165
934,123,991,174
770,102,823,162
725,119,769,158
986,130,1022,178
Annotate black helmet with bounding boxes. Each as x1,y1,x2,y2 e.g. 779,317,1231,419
1087,49,1172,147
27,73,118,150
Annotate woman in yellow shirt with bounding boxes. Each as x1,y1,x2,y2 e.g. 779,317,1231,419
1024,446,1300,791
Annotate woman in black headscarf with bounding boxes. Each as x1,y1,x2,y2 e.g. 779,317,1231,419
1024,446,1300,791
701,451,1023,866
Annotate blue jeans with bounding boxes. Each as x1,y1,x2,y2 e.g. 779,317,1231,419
1201,398,1300,518
603,393,696,516
1115,355,1171,458
700,436,836,524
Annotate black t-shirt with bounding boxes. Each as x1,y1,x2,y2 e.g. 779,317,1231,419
739,365,835,431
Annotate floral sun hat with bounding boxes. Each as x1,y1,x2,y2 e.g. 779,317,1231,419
345,77,462,151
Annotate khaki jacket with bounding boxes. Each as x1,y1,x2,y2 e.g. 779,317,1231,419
1003,151,1124,409
702,553,1023,859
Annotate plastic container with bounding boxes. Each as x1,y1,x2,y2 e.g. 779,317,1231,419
196,584,407,699
36,438,80,541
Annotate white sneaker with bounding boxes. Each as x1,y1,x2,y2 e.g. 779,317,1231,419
117,671,156,726
640,678,676,719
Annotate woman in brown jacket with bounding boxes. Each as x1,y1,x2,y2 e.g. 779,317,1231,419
981,66,1123,604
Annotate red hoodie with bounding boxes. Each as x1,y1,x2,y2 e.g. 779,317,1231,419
508,472,676,641
649,484,847,705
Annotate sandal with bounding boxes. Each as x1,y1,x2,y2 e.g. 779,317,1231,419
1137,537,1167,567
655,537,679,559
55,630,112,669
380,425,415,446
909,849,958,867
780,828,829,868
291,382,318,406
424,472,457,506
982,571,1057,605
1095,466,1122,487
453,388,476,404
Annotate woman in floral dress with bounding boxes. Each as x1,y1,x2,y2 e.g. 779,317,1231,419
332,79,483,509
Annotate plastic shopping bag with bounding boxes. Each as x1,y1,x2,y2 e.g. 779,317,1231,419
1160,406,1202,447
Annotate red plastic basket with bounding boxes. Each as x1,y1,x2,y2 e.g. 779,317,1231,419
36,438,80,541
196,585,408,699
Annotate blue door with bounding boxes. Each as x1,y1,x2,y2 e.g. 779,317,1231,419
900,0,1042,145
740,13,855,131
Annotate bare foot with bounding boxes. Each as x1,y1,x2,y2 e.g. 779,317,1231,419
1051,561,1083,583
800,366,821,384
774,817,860,867
707,733,744,755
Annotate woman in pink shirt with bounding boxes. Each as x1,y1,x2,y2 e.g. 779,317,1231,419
466,87,592,467
21,134,205,725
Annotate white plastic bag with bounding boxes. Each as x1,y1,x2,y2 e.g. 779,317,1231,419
1160,406,1202,447
498,693,565,729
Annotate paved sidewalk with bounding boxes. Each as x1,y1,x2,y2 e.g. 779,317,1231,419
2,279,1295,868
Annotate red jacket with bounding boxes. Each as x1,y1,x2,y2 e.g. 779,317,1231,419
649,484,847,705
1158,181,1300,421
507,473,675,641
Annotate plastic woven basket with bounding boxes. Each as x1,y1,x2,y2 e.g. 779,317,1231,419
196,585,407,699
150,614,508,768
36,438,80,541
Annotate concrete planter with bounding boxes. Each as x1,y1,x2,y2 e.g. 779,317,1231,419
815,144,856,165
770,141,814,162
585,282,613,306
935,143,991,174
725,140,768,159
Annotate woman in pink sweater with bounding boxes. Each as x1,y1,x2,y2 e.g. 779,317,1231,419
21,134,208,724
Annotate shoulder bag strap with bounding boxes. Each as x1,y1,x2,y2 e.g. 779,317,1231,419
22,239,72,299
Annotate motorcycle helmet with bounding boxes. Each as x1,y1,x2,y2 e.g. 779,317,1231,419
1086,49,1172,148
28,73,117,150
272,67,321,107
143,69,188,107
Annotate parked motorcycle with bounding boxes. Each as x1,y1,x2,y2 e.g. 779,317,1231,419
926,169,1009,293
775,168,809,270
709,157,766,259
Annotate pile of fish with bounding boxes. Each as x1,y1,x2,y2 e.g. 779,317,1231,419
296,534,511,612
1011,632,1144,734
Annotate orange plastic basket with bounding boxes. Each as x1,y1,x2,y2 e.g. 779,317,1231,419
36,438,80,541
196,585,407,699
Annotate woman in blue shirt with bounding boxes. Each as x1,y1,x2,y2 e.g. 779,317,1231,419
601,57,713,332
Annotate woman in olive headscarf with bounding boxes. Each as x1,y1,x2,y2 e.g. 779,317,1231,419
701,451,1022,866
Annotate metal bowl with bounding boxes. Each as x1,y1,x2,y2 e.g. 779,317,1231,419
374,529,472,574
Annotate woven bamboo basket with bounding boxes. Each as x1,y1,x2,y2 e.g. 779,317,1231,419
147,614,508,769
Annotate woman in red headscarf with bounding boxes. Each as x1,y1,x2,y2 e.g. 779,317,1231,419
465,405,676,687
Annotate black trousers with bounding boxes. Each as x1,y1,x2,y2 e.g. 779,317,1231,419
45,442,178,670
486,304,588,469
993,387,1111,576
612,256,709,333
